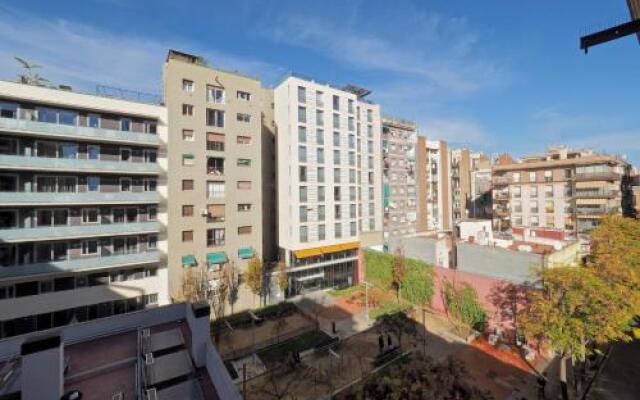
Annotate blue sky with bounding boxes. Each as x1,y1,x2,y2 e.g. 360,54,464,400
1,0,639,164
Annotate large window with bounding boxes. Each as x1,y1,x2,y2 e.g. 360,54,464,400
0,102,18,119
207,157,225,175
207,133,225,151
207,181,224,198
299,186,308,202
206,85,225,103
207,228,225,246
37,108,78,126
297,86,306,103
36,209,68,227
206,109,225,128
298,106,306,123
298,146,307,163
300,226,308,242
298,126,307,143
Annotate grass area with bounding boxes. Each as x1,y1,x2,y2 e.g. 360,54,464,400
369,301,413,321
327,284,363,298
257,329,333,366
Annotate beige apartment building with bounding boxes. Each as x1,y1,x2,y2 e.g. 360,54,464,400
416,139,451,232
492,146,633,240
382,116,417,248
450,148,471,222
0,80,168,339
163,50,275,306
274,75,383,298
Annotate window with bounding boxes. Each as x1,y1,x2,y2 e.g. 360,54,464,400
334,168,341,183
298,106,306,123
350,186,356,201
299,206,308,223
82,240,99,256
299,166,307,182
120,178,131,192
207,204,225,222
350,204,356,218
348,134,355,149
238,203,251,211
349,169,356,184
530,186,538,198
237,113,251,123
0,137,17,155
181,129,194,141
87,176,100,192
367,156,374,169
529,216,539,227
333,113,340,129
182,230,194,242
237,158,251,167
333,95,340,111
182,154,195,166
82,208,99,224
544,170,553,182
144,120,157,134
335,223,342,238
367,124,373,138
334,186,341,201
316,91,324,107
207,157,224,175
545,185,553,197
367,140,373,154
316,110,324,126
348,99,354,114
317,167,325,183
529,172,536,182
299,186,308,202
237,91,251,101
298,126,307,143
207,228,225,246
299,226,308,242
207,181,225,198
0,102,18,119
144,150,157,163
348,117,354,131
182,180,194,191
206,109,225,127
318,205,326,221
207,133,225,151
297,86,306,103
366,109,373,122
350,221,356,236
333,132,340,146
37,209,68,227
148,207,157,221
512,172,521,183
237,181,251,190
349,152,356,166
182,104,194,116
238,226,252,235
512,186,521,198
318,224,326,240
182,205,194,216
206,85,225,103
333,150,340,165
299,146,307,163
237,135,251,145
316,129,324,145
317,148,324,164
182,79,194,92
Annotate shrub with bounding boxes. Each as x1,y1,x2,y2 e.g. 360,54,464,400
443,281,486,334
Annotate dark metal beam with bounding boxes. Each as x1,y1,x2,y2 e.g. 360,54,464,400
580,18,640,52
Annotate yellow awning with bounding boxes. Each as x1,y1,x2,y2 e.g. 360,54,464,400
293,242,360,259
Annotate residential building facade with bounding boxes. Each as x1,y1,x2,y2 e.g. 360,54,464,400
163,50,275,307
418,139,452,231
492,146,632,241
0,80,168,339
450,148,471,222
274,75,383,297
382,116,417,248
469,153,493,219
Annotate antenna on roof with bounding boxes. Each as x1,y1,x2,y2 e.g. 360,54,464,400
14,57,50,86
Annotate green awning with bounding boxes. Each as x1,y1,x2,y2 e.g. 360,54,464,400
183,153,195,159
207,252,228,264
182,255,197,266
238,247,254,259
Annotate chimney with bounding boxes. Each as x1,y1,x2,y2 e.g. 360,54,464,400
20,335,63,400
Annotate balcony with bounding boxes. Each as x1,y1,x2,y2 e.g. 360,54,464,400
0,250,160,279
574,171,621,181
492,176,510,185
493,207,509,216
574,189,619,199
0,155,160,175
576,206,621,216
0,221,160,243
0,117,160,146
493,192,509,201
0,191,159,206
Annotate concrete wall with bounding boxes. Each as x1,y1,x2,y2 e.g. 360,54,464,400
457,242,542,284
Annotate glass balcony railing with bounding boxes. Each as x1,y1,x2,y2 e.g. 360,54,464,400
0,154,160,175
0,117,160,146
0,221,160,243
0,191,159,206
574,171,621,181
575,206,620,216
574,189,618,199
0,250,160,279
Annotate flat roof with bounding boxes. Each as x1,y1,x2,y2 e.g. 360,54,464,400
493,154,625,172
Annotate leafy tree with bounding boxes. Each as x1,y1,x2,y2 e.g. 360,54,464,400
378,311,417,348
443,281,486,336
520,266,636,399
245,255,265,307
276,261,289,296
180,265,229,320
400,258,435,307
357,354,492,400
391,247,407,301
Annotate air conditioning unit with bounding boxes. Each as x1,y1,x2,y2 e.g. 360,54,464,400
146,388,158,400
200,209,209,217
112,392,123,400
145,353,154,365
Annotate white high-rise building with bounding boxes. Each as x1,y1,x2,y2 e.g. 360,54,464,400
274,75,382,297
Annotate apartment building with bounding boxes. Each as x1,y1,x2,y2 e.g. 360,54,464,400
469,153,493,219
382,116,417,248
492,146,632,239
417,139,452,232
274,75,383,297
163,50,275,306
450,148,471,222
0,80,168,339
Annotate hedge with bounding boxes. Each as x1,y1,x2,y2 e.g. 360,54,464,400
211,301,297,333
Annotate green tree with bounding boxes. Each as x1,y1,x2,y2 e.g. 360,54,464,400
443,281,486,337
276,261,289,297
520,266,636,399
245,255,264,307
400,258,435,307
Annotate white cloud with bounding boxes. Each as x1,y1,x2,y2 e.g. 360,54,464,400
0,5,284,95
